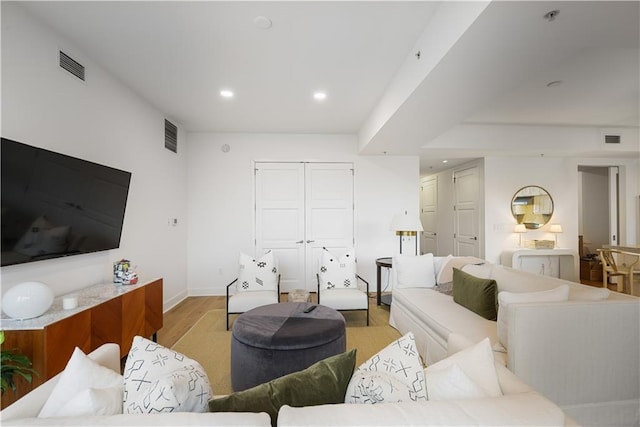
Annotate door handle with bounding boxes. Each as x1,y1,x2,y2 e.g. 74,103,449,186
295,240,304,244
306,240,315,244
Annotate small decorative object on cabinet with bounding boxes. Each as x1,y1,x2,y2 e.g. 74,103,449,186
1,282,54,320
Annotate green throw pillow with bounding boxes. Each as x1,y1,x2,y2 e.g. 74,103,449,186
208,349,356,427
452,268,498,321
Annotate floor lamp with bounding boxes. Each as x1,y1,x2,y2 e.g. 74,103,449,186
390,211,424,255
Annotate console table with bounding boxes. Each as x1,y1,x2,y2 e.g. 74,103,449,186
0,278,163,407
501,249,579,282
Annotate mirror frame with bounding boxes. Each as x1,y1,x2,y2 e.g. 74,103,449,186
511,185,554,230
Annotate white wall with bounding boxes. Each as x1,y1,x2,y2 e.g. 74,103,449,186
1,3,189,310
186,133,419,295
483,157,579,264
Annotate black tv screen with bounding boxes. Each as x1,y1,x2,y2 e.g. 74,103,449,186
1,138,132,267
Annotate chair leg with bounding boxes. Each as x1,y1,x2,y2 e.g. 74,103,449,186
602,269,608,289
226,313,230,331
630,271,635,296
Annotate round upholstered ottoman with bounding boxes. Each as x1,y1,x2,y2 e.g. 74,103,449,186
231,302,346,391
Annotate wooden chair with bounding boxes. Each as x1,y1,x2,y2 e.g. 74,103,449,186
597,249,640,295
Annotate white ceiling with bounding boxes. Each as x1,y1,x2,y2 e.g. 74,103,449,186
15,1,640,174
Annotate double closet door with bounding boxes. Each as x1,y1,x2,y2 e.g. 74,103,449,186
255,162,354,292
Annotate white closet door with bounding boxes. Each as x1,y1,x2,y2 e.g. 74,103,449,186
304,163,354,289
454,166,480,257
255,162,354,292
255,163,306,292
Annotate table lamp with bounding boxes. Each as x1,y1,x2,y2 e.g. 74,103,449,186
514,224,527,247
550,224,563,247
390,211,423,255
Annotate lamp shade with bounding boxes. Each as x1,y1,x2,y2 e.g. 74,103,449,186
2,281,54,320
390,212,424,232
549,224,563,233
514,224,527,233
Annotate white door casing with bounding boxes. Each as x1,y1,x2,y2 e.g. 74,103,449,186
421,176,437,255
255,162,354,292
454,166,480,257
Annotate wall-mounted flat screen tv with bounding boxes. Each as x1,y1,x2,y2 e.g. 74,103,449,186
1,138,132,267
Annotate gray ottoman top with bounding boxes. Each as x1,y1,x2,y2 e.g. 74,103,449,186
232,302,345,350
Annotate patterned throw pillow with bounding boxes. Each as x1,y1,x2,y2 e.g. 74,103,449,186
123,336,212,414
345,332,427,404
237,251,278,292
318,247,357,289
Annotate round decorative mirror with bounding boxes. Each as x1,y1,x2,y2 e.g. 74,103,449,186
511,186,554,229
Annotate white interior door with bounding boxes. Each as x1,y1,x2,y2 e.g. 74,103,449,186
255,163,306,291
421,176,437,255
255,162,354,293
454,166,480,257
304,163,354,288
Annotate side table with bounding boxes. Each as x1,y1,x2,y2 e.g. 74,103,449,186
375,257,392,306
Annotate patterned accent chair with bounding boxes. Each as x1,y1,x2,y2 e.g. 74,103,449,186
226,251,280,330
316,247,369,326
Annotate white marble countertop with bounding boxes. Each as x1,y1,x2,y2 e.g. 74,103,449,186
0,278,160,331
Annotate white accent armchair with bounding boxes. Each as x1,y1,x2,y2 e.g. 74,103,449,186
226,251,280,330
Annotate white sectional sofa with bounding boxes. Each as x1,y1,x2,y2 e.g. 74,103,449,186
389,256,640,427
2,342,568,427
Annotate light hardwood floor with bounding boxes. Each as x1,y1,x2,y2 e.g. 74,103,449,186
157,294,391,348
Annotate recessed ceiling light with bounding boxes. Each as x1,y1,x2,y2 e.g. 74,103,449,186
313,91,327,101
220,90,234,98
442,160,449,164
546,80,563,88
254,16,272,30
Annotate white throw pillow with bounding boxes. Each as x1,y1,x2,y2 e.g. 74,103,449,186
346,370,416,404
237,251,278,292
425,363,489,401
497,285,570,349
55,386,123,417
318,247,357,289
345,332,427,403
123,336,212,414
425,337,502,398
393,253,436,288
436,256,485,285
38,347,123,418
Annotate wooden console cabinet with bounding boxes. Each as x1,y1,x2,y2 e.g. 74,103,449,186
0,278,163,408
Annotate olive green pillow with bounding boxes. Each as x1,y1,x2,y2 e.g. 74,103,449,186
208,349,356,427
452,268,498,321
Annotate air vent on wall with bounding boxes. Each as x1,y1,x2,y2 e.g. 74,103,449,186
604,135,621,144
165,119,178,153
59,50,85,81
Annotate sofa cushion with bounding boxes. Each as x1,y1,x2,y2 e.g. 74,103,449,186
391,288,498,353
452,268,498,321
318,248,357,289
54,387,123,418
393,253,436,288
437,256,486,285
497,285,570,349
345,332,426,404
425,337,502,398
238,251,278,292
425,363,489,401
38,347,123,418
209,349,356,427
123,336,212,414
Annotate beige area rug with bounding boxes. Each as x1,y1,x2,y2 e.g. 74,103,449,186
172,309,401,396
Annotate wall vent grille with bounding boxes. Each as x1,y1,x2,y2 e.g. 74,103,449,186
165,119,178,153
59,51,85,81
604,135,621,144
